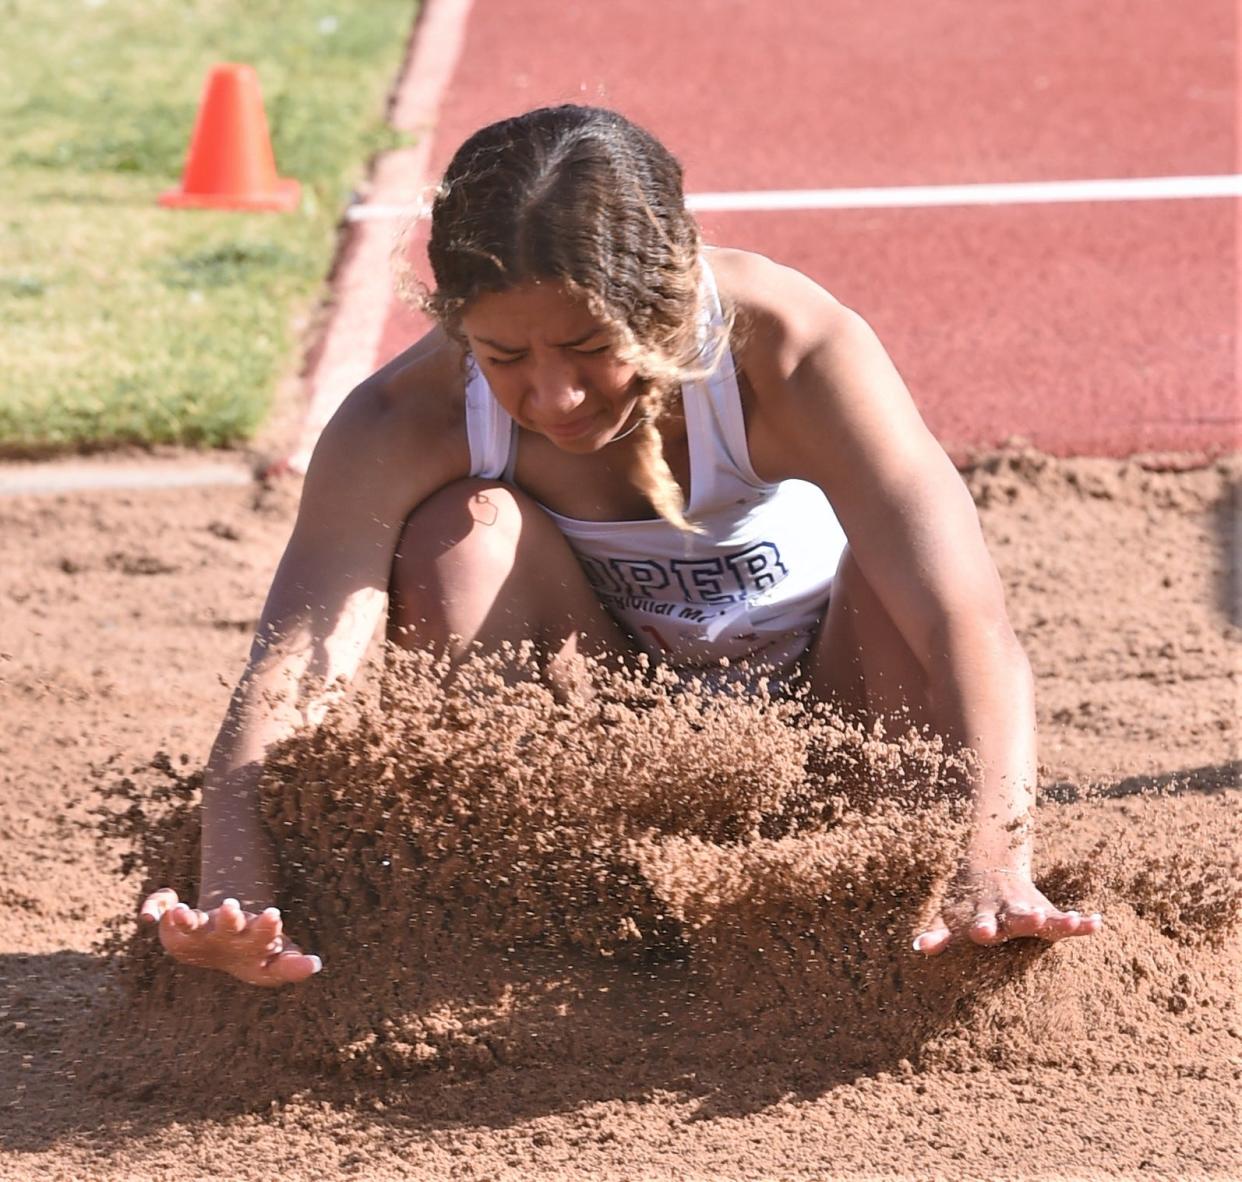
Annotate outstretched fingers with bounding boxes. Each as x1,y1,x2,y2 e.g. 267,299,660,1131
997,897,1105,942
214,897,248,935
913,896,1104,957
158,903,210,952
999,902,1048,939
1016,906,1103,941
261,949,324,984
912,908,1009,956
912,917,952,956
968,910,1007,946
139,887,180,925
139,892,323,986
249,908,322,984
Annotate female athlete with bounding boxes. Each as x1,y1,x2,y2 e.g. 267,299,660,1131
139,105,1102,986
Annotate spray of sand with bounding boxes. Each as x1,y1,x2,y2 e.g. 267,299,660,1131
83,646,1240,1106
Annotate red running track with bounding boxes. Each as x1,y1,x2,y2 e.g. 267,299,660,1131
374,0,1238,457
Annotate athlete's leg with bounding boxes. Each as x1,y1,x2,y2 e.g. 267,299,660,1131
801,547,933,728
387,478,637,687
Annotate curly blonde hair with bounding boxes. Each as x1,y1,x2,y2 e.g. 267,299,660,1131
403,105,737,532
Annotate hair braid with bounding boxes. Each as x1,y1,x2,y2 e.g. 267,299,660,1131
626,383,702,534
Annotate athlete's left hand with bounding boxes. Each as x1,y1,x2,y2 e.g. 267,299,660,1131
912,866,1103,956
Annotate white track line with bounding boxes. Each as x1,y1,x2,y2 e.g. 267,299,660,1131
688,173,1242,211
13,163,1232,496
347,173,1242,222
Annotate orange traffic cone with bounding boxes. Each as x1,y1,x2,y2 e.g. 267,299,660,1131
160,63,300,211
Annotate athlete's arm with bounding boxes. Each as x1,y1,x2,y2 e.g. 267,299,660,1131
139,333,470,985
739,261,1028,812
727,251,1099,952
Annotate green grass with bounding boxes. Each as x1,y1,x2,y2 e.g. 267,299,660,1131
0,0,416,454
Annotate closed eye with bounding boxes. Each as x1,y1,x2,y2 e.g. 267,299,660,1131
487,344,609,365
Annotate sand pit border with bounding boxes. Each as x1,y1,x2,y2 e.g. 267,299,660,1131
0,458,254,496
284,0,474,474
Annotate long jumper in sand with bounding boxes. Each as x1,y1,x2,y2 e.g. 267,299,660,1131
139,105,1102,986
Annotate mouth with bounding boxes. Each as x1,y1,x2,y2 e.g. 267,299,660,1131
542,414,600,441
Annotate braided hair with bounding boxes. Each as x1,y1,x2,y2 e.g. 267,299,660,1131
408,105,737,531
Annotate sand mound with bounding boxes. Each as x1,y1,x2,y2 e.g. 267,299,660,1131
83,647,1240,1106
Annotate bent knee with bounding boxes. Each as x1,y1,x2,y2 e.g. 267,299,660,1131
406,478,524,541
390,479,551,587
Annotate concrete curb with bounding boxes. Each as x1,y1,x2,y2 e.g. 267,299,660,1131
0,460,253,497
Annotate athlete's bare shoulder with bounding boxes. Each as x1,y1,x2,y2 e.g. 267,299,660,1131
341,322,469,454
705,246,853,384
704,247,903,486
307,323,472,514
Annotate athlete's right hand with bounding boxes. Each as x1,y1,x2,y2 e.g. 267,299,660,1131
138,889,322,988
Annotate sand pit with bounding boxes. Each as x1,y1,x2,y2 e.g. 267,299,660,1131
0,451,1238,1179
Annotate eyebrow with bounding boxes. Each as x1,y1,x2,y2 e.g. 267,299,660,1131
475,329,605,353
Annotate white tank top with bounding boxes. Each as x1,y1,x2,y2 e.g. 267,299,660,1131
463,254,846,673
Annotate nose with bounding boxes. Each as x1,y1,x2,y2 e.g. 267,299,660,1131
529,357,587,418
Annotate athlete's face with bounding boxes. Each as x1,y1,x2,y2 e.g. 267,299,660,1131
460,281,643,452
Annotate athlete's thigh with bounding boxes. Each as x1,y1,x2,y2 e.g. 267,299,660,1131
800,547,931,726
